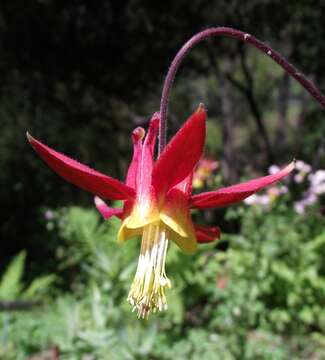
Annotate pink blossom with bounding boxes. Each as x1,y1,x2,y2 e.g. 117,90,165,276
294,173,305,184
268,165,280,175
295,160,312,173
44,210,54,220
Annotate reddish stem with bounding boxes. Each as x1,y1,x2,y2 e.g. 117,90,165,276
158,27,325,155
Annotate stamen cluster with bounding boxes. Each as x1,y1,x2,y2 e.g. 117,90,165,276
127,223,171,318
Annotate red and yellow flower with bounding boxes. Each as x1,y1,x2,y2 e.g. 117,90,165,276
27,104,294,318
193,158,218,189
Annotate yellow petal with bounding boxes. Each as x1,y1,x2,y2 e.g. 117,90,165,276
160,212,187,237
118,216,143,243
160,188,198,254
168,227,198,255
126,197,160,229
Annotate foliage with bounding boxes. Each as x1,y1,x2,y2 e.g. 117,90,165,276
0,252,26,300
0,200,324,358
0,250,55,301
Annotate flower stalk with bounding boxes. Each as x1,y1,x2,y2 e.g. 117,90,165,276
159,27,325,155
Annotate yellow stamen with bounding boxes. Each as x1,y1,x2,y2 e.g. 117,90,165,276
127,222,171,318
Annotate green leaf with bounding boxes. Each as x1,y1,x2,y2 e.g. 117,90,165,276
23,274,56,299
0,251,26,299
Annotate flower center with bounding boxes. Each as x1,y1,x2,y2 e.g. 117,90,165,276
127,222,171,318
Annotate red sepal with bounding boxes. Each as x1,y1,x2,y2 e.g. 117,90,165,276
136,114,159,203
195,224,220,243
94,196,123,220
191,162,294,209
125,127,145,188
152,105,206,197
27,133,135,200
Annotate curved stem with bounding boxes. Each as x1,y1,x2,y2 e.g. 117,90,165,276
158,27,325,155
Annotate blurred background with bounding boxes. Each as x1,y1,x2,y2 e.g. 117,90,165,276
1,1,325,358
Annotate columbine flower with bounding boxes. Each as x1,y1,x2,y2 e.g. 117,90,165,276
27,104,294,318
192,158,218,189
